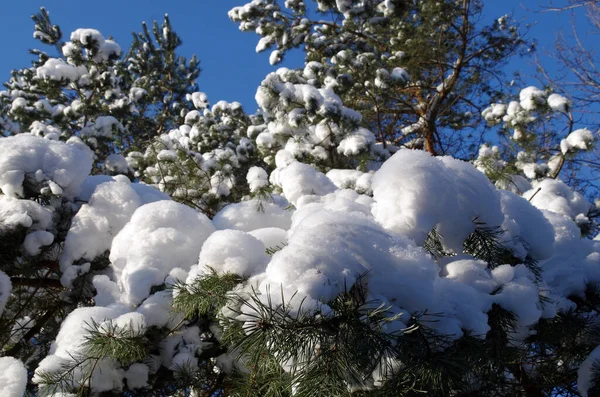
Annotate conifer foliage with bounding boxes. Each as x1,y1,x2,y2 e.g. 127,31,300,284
0,3,600,397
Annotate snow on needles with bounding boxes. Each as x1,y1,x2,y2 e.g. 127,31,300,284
0,135,93,197
4,114,600,392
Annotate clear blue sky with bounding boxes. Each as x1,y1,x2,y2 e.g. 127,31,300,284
0,1,591,111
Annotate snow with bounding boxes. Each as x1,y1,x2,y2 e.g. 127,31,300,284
269,50,282,65
69,28,121,62
337,128,376,156
137,289,183,328
101,312,147,336
0,135,93,198
326,169,373,194
71,28,105,47
519,86,545,111
578,345,600,396
270,161,337,206
249,227,288,249
23,230,54,256
187,92,209,109
498,190,555,260
33,306,127,394
372,149,503,251
560,128,594,154
36,58,87,82
83,116,121,138
0,271,11,317
125,363,149,389
0,195,53,229
4,42,600,392
492,266,542,327
60,181,170,287
213,199,292,232
391,67,410,84
524,178,592,220
246,166,269,192
109,200,215,305
537,210,600,299
0,357,27,397
193,229,269,278
249,210,438,330
103,154,130,174
547,93,569,112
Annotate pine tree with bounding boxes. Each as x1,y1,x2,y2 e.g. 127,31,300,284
229,0,529,157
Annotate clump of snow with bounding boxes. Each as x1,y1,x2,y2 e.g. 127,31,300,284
0,271,11,317
547,93,569,112
249,227,288,250
293,189,374,226
60,181,170,287
33,306,127,394
270,161,337,206
136,289,183,329
23,230,54,256
109,200,215,305
82,116,121,138
391,67,410,84
560,128,594,154
125,363,149,389
246,166,269,193
213,200,291,232
0,196,53,229
578,345,600,397
519,86,545,111
326,169,372,194
525,178,592,221
69,28,121,62
498,190,555,260
0,135,93,197
0,357,27,397
538,210,600,299
372,149,503,251
252,210,438,322
337,128,376,156
103,154,130,174
100,312,147,337
187,92,209,109
190,230,269,279
36,58,87,82
269,50,282,65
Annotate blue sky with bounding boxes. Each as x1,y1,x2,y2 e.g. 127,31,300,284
0,1,591,111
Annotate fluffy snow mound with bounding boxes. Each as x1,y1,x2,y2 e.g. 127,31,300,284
188,229,269,279
110,200,215,305
213,199,291,231
60,180,170,286
372,149,503,251
0,134,93,197
525,178,592,220
0,357,27,397
255,210,439,319
270,161,337,206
